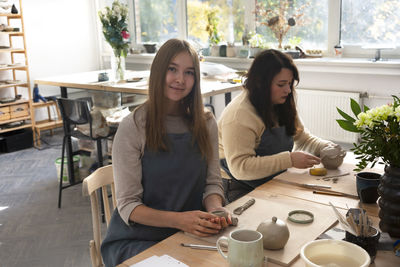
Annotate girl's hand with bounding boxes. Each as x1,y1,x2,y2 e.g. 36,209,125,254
177,210,222,237
208,206,232,228
290,151,321,169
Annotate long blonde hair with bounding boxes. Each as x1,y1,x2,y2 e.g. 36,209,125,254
145,38,212,159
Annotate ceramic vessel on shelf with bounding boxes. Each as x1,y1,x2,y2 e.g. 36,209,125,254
256,216,289,249
378,165,400,238
210,45,220,57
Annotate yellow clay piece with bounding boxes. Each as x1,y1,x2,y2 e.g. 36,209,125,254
309,167,327,176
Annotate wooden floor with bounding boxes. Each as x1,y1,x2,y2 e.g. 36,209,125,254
0,129,106,267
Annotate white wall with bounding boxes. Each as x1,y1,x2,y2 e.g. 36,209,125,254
23,0,100,96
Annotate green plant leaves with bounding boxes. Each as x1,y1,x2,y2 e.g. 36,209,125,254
336,119,360,133
350,98,361,117
337,107,355,122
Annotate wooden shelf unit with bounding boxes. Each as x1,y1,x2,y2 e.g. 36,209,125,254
0,0,34,144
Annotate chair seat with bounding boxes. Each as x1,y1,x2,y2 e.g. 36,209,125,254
71,126,117,141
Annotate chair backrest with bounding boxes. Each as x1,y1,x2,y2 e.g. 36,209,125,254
82,165,116,267
57,97,92,125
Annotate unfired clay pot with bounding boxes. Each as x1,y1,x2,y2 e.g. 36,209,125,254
320,144,346,169
256,216,290,250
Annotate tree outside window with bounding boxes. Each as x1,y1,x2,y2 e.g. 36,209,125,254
118,0,398,56
187,0,245,47
341,0,400,46
134,0,178,43
255,0,328,50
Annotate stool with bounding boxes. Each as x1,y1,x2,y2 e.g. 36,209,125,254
32,100,63,148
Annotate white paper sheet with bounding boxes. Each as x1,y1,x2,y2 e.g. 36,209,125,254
130,254,189,267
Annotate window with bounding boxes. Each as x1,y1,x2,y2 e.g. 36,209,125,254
97,0,399,58
255,0,328,49
187,0,246,47
341,0,400,47
133,0,178,43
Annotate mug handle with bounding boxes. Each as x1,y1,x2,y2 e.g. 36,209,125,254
216,236,228,260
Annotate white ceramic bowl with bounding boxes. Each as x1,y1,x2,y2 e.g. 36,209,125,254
300,239,370,267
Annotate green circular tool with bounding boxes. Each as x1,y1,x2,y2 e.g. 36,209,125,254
288,210,314,224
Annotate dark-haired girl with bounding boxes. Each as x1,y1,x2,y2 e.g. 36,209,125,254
218,49,339,202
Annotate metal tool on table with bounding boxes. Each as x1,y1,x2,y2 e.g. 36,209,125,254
275,179,331,190
276,179,359,199
181,243,227,252
233,198,256,215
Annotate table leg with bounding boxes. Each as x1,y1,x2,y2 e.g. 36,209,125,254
225,92,231,106
60,86,75,184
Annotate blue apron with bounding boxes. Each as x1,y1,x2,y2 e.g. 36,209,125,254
101,132,207,267
221,126,293,202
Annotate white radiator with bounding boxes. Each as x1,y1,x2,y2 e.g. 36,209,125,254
295,89,360,144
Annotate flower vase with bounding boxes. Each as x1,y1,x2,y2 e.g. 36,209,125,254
377,165,400,238
111,53,126,82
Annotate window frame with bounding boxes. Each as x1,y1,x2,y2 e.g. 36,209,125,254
96,0,399,60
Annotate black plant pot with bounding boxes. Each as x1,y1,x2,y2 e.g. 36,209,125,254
377,165,400,238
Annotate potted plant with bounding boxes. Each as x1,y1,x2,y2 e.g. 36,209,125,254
254,1,309,49
205,7,221,56
98,0,131,81
248,32,266,58
337,95,400,237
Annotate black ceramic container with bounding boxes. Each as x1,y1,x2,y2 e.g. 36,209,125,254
378,165,400,238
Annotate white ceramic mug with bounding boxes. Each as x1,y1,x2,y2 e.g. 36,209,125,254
216,229,264,267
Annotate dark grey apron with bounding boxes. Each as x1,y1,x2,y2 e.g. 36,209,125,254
101,132,207,267
221,126,294,202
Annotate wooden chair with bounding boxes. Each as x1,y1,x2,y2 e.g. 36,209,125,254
82,165,116,267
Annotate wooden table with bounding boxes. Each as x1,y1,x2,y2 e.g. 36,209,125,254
118,161,399,267
34,70,242,184
34,70,242,99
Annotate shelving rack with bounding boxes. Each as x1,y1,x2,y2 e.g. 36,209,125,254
0,0,34,143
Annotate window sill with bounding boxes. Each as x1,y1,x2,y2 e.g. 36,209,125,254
125,54,400,76
295,57,400,76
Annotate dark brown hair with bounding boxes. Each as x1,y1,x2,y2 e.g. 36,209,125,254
243,49,299,135
145,38,211,159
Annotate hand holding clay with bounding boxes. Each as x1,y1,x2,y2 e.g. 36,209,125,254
211,210,238,226
178,210,222,237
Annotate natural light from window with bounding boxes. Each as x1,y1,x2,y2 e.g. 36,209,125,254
341,0,400,47
96,0,399,58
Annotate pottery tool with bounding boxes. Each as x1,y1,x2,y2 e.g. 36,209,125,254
312,188,359,199
180,243,227,251
328,202,357,236
321,172,350,181
126,77,143,82
275,179,331,190
233,198,255,215
313,190,347,197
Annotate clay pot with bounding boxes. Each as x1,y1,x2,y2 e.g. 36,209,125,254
320,144,346,169
256,216,290,250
